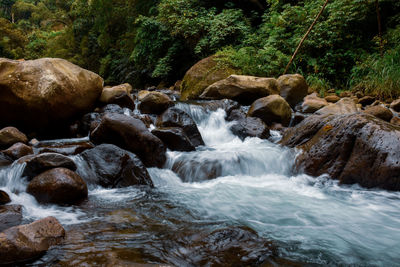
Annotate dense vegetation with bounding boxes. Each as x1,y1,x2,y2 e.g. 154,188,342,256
1,0,399,97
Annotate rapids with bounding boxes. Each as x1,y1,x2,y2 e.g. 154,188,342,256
1,103,399,266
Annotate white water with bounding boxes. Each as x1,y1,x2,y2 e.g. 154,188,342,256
1,103,400,265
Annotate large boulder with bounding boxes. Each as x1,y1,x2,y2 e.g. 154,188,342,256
90,113,166,167
301,93,328,113
18,153,77,179
0,205,22,232
157,107,205,147
2,142,33,160
281,113,400,191
316,97,359,115
0,58,103,130
200,75,279,105
27,168,88,204
138,91,174,115
79,144,153,187
0,127,28,149
181,56,237,100
364,105,393,122
227,109,270,140
247,95,292,126
277,74,308,107
0,216,65,265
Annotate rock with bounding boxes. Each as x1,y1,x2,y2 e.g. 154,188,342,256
100,83,132,103
90,113,166,167
98,104,125,114
301,93,329,113
193,99,240,117
152,127,195,152
36,142,94,156
0,205,22,232
2,143,33,160
390,98,400,112
339,91,352,98
18,153,77,179
79,144,153,187
227,109,270,140
157,107,205,147
0,190,11,205
355,91,364,98
281,113,400,191
200,75,279,105
247,95,292,126
391,116,400,126
137,90,151,101
277,74,308,107
105,91,135,110
27,168,88,204
291,113,306,126
181,55,237,100
364,105,393,122
138,91,174,115
29,138,40,147
0,58,103,130
0,152,12,167
0,216,65,265
358,96,375,106
316,98,359,115
324,95,340,103
0,127,28,149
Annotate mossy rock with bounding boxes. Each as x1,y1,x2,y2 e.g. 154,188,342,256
180,55,238,101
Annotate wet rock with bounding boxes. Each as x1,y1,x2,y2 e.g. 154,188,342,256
157,107,205,147
0,190,11,205
137,90,151,101
79,144,153,187
100,84,133,103
291,112,306,127
90,113,166,167
152,127,195,152
358,96,375,106
316,98,359,115
105,91,135,110
78,112,102,135
247,95,292,126
0,152,12,167
0,127,28,149
391,116,400,127
364,105,393,122
278,74,308,107
138,91,174,115
0,58,103,130
390,98,400,112
227,109,270,140
36,142,94,156
200,75,279,105
2,142,33,160
98,104,126,114
18,153,77,179
0,216,65,265
301,93,329,113
27,168,88,204
193,99,240,117
281,113,400,191
172,156,223,182
0,205,22,232
324,95,340,103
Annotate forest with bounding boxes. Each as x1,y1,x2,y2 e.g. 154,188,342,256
1,0,400,98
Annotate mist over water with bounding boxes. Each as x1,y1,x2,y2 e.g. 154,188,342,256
1,103,400,266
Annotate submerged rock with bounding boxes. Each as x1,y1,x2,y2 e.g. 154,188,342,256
278,74,308,107
79,144,153,187
0,205,22,232
0,127,28,149
0,216,65,265
152,127,196,152
281,113,400,191
27,168,88,204
248,95,292,126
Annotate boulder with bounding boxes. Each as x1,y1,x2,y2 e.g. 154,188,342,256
324,95,340,103
157,107,205,147
27,168,88,204
0,190,11,205
358,96,375,106
0,127,28,149
104,91,135,110
390,98,400,112
152,127,196,152
79,144,153,187
90,113,166,167
316,98,359,115
391,116,400,127
200,75,279,105
227,109,270,140
100,83,132,103
247,95,292,126
138,91,174,115
301,93,329,113
339,91,352,98
181,55,237,100
277,74,308,107
18,153,77,179
364,105,393,122
138,90,151,101
77,112,102,136
281,113,400,191
0,58,103,130
0,216,65,265
2,142,33,160
0,205,22,232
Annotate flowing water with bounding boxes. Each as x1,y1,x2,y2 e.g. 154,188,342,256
1,103,400,266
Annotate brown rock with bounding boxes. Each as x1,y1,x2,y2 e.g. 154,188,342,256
248,95,292,126
278,74,308,107
390,98,400,112
391,116,400,126
2,142,33,160
358,96,375,106
27,168,88,204
201,75,279,105
0,190,11,205
138,91,174,115
0,58,103,130
364,105,393,122
100,83,132,103
316,98,359,115
0,216,65,265
301,93,328,113
152,127,196,152
0,127,28,149
0,205,22,232
324,95,340,103
339,91,352,97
